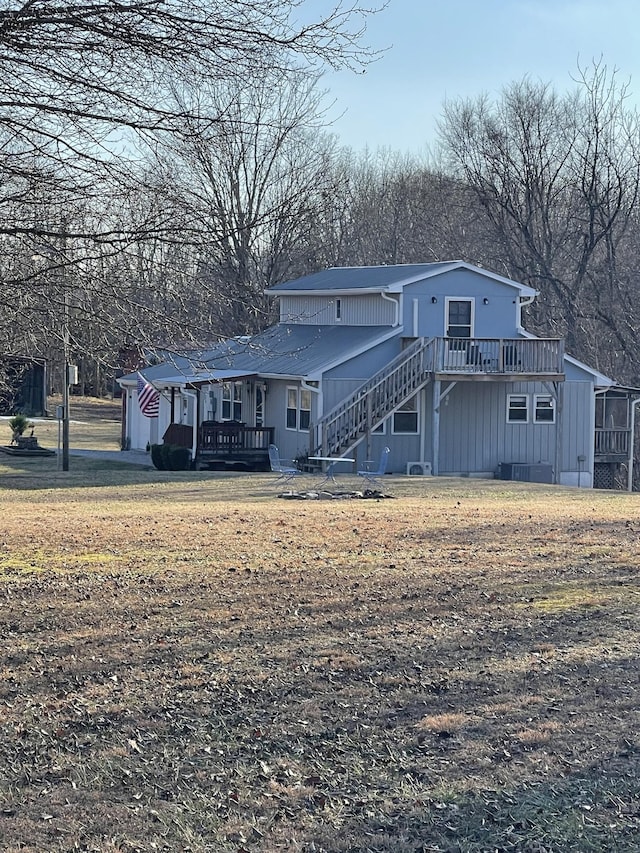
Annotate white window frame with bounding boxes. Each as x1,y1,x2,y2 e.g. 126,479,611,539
222,382,243,422
392,395,419,434
300,388,311,431
507,394,529,423
286,386,298,430
286,386,312,432
335,297,342,322
445,297,475,341
534,394,555,423
372,418,387,435
255,385,264,427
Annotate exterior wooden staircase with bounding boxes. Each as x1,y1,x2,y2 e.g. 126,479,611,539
311,337,435,458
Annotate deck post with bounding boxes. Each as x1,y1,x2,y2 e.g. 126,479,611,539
432,379,441,476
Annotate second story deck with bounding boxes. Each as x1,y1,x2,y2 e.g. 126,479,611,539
433,337,565,381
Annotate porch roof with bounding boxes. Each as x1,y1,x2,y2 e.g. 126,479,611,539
118,361,256,388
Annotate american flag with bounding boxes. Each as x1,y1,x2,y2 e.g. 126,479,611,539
137,373,160,417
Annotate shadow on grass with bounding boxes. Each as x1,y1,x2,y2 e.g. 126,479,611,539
2,540,639,851
0,454,258,492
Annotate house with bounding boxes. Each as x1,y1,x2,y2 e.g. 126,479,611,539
118,261,636,488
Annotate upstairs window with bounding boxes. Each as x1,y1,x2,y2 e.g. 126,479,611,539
447,298,473,339
335,298,342,321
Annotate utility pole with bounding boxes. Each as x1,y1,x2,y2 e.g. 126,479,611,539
62,285,70,471
60,219,70,471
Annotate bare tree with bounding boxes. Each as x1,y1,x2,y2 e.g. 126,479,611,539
437,63,640,374
141,72,344,336
0,0,380,240
0,0,382,394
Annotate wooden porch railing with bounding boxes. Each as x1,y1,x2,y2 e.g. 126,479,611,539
198,422,275,456
595,428,630,456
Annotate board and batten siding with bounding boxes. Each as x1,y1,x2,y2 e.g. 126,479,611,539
437,381,560,476
559,381,594,487
279,294,396,326
265,379,316,463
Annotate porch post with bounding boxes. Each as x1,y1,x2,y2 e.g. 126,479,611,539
628,398,640,491
554,381,563,485
432,379,441,476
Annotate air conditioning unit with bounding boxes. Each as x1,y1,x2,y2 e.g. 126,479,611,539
406,461,432,476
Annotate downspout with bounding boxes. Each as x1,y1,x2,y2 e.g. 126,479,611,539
381,291,400,327
517,294,536,331
182,389,199,462
628,397,640,491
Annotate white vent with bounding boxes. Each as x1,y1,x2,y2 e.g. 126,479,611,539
406,461,432,476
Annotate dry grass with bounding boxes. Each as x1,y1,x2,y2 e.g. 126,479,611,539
0,400,639,851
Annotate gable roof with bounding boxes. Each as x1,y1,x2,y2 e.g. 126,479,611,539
268,261,538,297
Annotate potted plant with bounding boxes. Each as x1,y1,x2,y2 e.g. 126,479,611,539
8,414,38,449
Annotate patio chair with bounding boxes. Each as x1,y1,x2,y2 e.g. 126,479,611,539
357,446,390,486
268,444,302,485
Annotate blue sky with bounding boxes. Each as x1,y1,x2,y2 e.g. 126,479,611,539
312,0,640,153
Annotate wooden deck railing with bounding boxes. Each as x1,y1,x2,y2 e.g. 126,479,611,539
595,428,630,456
198,422,274,456
436,337,564,375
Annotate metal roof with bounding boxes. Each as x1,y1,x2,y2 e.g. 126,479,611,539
119,325,395,386
267,261,538,297
268,263,457,292
200,324,396,377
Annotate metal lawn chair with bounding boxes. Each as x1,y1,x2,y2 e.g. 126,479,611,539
357,446,390,486
268,444,302,486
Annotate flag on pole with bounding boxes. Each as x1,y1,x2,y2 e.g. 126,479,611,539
137,373,160,417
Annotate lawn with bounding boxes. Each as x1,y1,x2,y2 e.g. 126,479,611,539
0,401,639,852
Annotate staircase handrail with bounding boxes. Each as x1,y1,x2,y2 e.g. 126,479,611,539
312,337,436,456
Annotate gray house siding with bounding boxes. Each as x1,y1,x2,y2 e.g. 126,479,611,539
435,378,594,483
324,336,401,382
438,381,558,477
559,381,594,487
264,379,316,462
280,294,396,326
